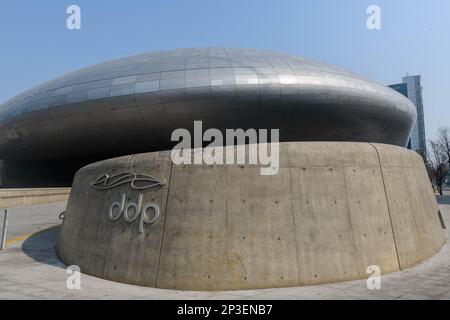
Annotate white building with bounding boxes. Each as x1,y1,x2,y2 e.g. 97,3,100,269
389,75,427,157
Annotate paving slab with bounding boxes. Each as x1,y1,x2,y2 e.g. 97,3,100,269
0,196,449,299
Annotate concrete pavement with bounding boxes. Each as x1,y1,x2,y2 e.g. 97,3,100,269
0,198,449,299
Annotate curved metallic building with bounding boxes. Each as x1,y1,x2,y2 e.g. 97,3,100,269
0,48,416,186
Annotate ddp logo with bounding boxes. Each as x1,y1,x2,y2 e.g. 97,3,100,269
91,172,166,233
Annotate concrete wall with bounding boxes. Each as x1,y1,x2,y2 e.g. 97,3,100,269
0,188,71,208
57,142,445,291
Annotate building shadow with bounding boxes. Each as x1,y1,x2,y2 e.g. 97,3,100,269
21,225,66,269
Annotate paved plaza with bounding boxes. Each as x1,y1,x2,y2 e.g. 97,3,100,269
0,196,449,300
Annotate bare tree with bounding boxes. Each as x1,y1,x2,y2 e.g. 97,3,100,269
437,127,450,168
428,139,449,195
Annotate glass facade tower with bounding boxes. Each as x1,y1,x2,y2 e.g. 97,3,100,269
389,75,426,157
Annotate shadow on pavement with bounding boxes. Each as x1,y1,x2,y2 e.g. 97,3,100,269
437,195,450,205
21,225,66,269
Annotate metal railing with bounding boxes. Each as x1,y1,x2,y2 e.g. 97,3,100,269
1,209,8,250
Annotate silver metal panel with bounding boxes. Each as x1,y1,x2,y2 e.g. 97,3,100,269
0,47,416,162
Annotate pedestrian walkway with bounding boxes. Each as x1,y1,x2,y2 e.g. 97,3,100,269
0,199,449,299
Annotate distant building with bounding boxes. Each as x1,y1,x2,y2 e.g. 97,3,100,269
389,75,427,157
0,48,416,187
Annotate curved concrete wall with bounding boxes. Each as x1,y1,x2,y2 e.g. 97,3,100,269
56,142,445,290
1,48,416,163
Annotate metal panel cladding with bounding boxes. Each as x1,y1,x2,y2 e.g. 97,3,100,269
0,48,416,161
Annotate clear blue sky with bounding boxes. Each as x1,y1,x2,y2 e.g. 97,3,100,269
1,0,449,140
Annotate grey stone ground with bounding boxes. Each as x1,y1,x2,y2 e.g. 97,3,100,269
0,197,449,300
2,202,65,239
